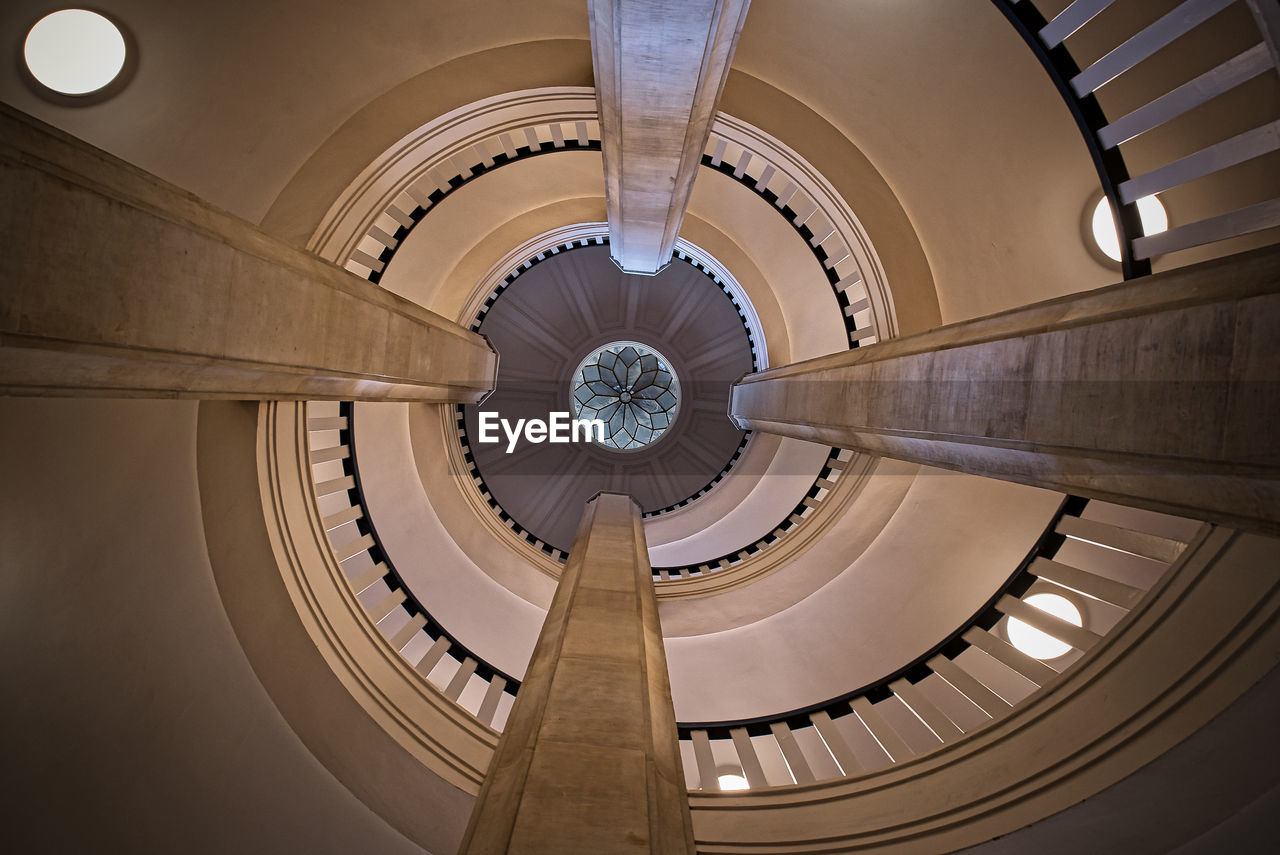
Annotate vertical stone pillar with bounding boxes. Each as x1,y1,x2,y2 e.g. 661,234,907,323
728,245,1280,535
590,0,752,274
459,492,695,855
0,104,497,402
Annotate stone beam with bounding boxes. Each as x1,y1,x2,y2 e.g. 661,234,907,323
730,245,1280,534
0,105,497,401
459,492,695,855
590,0,751,274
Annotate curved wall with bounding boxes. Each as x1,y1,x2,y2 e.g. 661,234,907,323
4,0,1114,328
729,0,1114,322
685,526,1280,854
355,401,550,676
0,2,592,228
375,151,606,315
664,471,1062,722
4,2,1277,851
255,48,1103,734
0,398,442,854
343,99,864,580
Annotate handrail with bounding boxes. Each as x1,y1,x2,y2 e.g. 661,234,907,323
677,498,1203,790
310,395,1191,776
303,402,521,733
994,0,1280,274
338,113,889,349
338,402,523,692
676,495,1083,736
323,105,893,571
993,0,1150,279
699,123,889,346
651,447,852,581
686,524,1277,852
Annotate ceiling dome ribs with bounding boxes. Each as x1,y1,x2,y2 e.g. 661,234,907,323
462,242,755,552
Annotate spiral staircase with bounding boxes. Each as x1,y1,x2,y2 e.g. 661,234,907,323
2,1,1278,854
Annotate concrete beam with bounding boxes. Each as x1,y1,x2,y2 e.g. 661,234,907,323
0,105,497,401
460,492,695,855
729,245,1280,534
590,0,751,274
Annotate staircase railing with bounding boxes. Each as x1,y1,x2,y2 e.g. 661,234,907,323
305,400,521,730
677,498,1204,790
994,0,1280,277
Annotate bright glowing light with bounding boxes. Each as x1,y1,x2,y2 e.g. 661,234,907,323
717,773,750,791
24,10,126,95
1007,593,1082,660
1091,195,1168,262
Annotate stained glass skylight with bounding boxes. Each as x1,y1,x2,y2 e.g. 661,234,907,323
570,341,680,451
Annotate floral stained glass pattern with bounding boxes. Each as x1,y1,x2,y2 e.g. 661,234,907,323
570,341,680,451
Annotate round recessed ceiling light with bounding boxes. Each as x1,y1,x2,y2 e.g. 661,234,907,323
717,773,750,791
1007,592,1082,660
1091,195,1168,263
24,9,127,96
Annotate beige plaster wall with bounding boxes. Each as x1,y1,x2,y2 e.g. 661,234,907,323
731,0,1116,323
377,153,607,317
0,0,591,227
259,39,595,245
0,398,435,854
8,0,1267,332
715,71,942,336
665,470,1062,722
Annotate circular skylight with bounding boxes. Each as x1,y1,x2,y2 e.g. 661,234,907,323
24,10,127,96
570,341,680,451
1007,592,1082,660
1091,195,1168,262
717,773,750,791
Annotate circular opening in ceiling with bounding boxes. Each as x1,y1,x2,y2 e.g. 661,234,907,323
1007,592,1082,660
24,9,126,96
1090,195,1168,263
717,773,750,791
570,341,680,452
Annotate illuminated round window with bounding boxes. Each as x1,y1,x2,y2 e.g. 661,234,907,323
717,773,749,791
570,341,680,451
1091,195,1168,262
1007,593,1082,660
24,10,127,96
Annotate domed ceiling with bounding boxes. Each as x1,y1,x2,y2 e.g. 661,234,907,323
462,243,755,551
